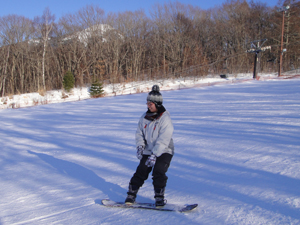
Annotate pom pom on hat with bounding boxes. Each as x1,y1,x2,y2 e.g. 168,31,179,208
152,84,160,92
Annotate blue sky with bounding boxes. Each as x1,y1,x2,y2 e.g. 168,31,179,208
1,0,278,20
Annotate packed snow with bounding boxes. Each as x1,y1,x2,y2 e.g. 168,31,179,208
0,74,300,225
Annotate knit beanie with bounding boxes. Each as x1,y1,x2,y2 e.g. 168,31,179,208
147,85,163,107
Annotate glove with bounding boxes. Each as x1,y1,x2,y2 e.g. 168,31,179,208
145,154,156,167
136,146,144,160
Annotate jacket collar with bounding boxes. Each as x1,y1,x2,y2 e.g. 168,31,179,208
145,105,166,121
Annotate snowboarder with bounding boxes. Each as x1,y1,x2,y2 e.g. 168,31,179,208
125,84,174,207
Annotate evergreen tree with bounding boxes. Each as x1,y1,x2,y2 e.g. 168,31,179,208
63,71,75,92
90,80,104,98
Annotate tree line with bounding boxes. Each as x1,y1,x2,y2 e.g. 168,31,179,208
0,0,299,96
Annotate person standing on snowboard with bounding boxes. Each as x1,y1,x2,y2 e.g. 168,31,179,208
125,84,174,207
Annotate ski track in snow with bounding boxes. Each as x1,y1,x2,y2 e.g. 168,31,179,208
0,78,300,224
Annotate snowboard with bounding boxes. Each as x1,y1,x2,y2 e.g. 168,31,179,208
100,199,198,212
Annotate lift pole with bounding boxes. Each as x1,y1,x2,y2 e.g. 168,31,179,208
247,39,270,79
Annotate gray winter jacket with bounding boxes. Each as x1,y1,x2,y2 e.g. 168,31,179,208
135,110,174,157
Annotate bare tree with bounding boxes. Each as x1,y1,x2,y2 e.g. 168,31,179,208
34,7,55,90
0,14,33,95
59,5,106,86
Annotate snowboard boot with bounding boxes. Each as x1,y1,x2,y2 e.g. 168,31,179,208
125,185,139,205
154,187,166,207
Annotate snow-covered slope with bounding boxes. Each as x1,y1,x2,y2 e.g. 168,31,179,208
0,78,299,224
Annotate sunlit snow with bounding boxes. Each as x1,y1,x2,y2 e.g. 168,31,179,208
0,74,299,224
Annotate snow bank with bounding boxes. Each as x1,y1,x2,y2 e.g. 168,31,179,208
0,73,281,110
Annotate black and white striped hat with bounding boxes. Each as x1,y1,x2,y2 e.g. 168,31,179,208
147,85,163,106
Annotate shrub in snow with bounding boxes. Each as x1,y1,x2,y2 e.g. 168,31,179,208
63,71,75,92
90,80,104,98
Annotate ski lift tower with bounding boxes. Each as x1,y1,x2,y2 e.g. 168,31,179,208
247,39,271,79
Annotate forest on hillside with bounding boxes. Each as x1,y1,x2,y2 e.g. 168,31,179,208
0,0,299,96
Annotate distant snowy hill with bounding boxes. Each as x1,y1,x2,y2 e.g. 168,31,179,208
62,24,122,46
28,23,120,46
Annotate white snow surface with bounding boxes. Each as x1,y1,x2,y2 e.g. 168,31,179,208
0,74,300,224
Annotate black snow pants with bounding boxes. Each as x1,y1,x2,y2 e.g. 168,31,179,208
129,153,173,189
